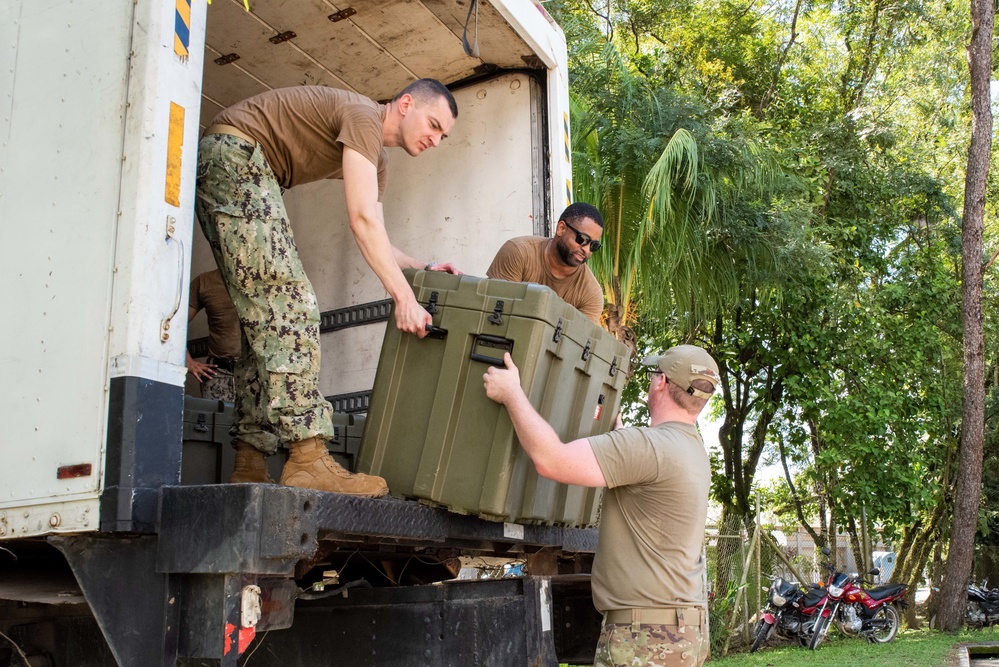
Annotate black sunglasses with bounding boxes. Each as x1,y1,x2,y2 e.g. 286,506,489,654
644,368,664,381
562,220,602,253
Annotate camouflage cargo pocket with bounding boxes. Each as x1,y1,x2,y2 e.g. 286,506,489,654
196,135,285,219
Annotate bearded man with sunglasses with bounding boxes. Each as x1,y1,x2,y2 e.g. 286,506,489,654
486,203,605,324
483,344,720,667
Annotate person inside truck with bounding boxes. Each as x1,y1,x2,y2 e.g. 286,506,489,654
185,269,239,403
483,344,719,667
195,79,459,496
485,202,605,324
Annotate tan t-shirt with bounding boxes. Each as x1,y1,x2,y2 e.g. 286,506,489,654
587,422,710,612
213,86,389,198
486,236,604,323
189,270,241,360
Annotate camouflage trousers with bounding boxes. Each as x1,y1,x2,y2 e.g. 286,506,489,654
200,369,235,403
194,133,334,454
593,622,708,667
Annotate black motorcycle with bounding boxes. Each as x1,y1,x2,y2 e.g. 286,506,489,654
967,579,999,628
750,575,827,652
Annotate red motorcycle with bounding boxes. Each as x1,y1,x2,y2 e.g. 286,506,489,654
808,549,907,649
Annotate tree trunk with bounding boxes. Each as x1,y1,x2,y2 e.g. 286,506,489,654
603,290,636,352
898,501,946,628
937,0,992,631
806,419,829,549
845,516,866,575
927,539,946,627
893,517,920,586
778,433,823,547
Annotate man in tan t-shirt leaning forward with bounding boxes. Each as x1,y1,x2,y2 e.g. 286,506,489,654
486,203,605,324
483,344,720,667
195,79,459,497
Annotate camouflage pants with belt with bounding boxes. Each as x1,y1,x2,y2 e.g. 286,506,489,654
593,622,708,667
194,133,334,454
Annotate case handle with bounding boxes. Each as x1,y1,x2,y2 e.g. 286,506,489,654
470,334,514,366
424,324,448,339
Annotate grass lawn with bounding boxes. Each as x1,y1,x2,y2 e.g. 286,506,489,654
703,626,999,666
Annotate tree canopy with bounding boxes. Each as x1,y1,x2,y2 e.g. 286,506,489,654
553,0,997,619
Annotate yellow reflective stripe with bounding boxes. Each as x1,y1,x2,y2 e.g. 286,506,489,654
165,102,185,207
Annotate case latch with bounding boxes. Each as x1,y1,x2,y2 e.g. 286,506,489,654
425,290,439,314
488,300,505,325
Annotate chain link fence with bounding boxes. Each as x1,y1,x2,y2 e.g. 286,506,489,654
706,522,899,654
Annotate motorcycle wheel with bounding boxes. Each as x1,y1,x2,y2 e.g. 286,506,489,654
966,602,984,629
808,615,828,651
750,619,771,653
868,604,900,643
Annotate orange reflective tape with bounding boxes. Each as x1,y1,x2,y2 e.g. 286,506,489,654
165,102,185,207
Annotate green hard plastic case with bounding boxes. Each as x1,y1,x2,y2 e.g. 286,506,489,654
357,270,630,527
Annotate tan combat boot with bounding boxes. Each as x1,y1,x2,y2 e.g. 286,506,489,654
229,441,276,484
281,436,388,498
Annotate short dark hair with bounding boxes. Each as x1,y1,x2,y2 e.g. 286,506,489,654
667,379,712,414
560,202,603,228
396,79,458,119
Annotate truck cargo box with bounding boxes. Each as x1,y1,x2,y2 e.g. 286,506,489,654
358,270,629,527
1,0,612,663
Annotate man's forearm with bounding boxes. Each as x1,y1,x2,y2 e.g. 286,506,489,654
350,215,416,303
502,390,565,475
391,246,424,271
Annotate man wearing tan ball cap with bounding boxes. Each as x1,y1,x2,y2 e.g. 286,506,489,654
483,344,719,666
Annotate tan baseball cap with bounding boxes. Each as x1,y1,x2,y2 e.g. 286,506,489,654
641,345,720,399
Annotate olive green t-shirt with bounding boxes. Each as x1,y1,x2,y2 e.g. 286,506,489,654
486,236,604,324
213,86,388,198
587,422,710,612
189,269,241,360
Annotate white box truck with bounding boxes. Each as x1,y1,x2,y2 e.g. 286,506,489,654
1,0,602,665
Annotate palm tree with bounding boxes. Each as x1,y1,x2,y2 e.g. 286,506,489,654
571,43,796,346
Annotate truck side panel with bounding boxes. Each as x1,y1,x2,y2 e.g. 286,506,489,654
1,0,205,536
2,0,134,532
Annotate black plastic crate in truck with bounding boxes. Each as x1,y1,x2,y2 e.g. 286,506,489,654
182,397,361,484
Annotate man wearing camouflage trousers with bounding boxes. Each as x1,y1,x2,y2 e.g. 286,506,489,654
483,344,719,666
195,79,458,496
